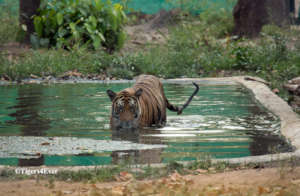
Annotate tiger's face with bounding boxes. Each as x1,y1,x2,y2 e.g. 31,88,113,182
107,88,143,131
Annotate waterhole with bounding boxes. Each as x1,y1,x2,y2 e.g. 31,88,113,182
0,82,293,166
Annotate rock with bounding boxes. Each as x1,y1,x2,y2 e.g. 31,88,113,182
169,171,183,182
98,74,107,80
132,40,144,45
30,74,39,79
272,88,280,94
288,95,300,112
195,169,208,174
284,84,299,92
115,171,134,182
284,84,300,95
59,70,82,80
291,179,300,185
130,168,145,174
24,79,41,84
86,74,94,79
1,74,11,81
40,142,50,146
62,190,73,194
44,75,53,82
288,76,300,84
208,167,216,173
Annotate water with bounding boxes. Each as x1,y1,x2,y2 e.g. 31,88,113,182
0,82,293,166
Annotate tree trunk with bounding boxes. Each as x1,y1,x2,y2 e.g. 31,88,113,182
233,0,291,38
19,0,41,44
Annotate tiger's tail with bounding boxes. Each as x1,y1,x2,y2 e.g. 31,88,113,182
166,82,199,115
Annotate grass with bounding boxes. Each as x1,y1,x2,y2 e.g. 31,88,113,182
1,3,300,82
1,155,299,183
2,24,299,80
0,160,251,182
0,154,299,196
0,0,19,44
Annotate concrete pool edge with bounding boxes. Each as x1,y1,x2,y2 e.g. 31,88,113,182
1,76,300,171
167,76,300,164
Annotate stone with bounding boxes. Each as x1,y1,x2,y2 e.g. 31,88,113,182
284,84,300,95
288,76,300,84
284,84,299,92
30,74,39,79
272,88,280,94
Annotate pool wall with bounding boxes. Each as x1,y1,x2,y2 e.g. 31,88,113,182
167,76,300,164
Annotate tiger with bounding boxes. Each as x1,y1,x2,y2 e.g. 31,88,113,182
106,75,199,131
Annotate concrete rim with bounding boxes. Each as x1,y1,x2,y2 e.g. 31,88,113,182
166,76,300,164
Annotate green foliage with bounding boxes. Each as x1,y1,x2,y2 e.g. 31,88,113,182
54,167,122,182
0,0,19,44
166,161,184,173
0,48,106,80
2,0,300,96
32,0,127,51
166,0,236,15
230,43,254,70
198,2,235,38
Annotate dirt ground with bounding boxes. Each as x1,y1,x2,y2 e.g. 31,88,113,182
1,167,300,196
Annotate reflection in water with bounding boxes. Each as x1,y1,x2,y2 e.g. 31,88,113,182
0,83,294,166
7,85,50,136
18,155,45,166
249,135,293,155
7,85,50,166
111,129,164,164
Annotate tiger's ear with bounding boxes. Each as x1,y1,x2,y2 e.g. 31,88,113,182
135,88,143,98
107,90,116,101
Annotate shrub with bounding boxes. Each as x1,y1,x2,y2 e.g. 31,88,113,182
230,44,254,70
32,0,127,52
0,0,19,44
199,7,235,38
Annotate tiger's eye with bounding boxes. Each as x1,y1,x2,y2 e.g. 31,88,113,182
129,99,135,105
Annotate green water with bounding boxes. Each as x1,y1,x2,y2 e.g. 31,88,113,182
0,82,293,166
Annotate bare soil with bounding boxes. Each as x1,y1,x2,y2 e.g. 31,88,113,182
1,167,300,196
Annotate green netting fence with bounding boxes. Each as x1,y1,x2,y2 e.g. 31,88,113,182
115,0,236,14
0,0,19,14
0,0,236,15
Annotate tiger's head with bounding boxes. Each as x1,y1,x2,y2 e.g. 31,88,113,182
106,88,143,131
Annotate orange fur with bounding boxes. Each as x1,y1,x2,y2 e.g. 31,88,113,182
108,75,199,129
